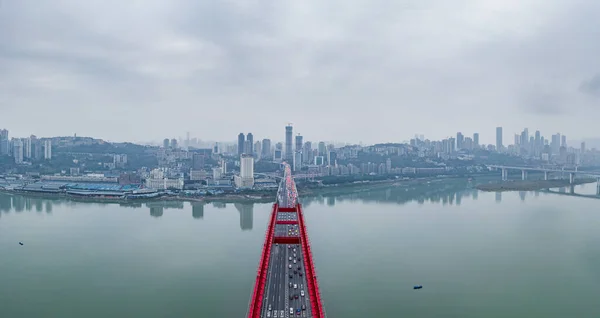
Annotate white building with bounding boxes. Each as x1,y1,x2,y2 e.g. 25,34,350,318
213,167,222,179
145,177,184,190
23,137,32,159
235,154,254,188
44,140,52,160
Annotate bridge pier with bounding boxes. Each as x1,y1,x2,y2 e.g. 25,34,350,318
544,171,548,180
570,185,575,194
522,170,527,181
597,178,600,195
569,172,575,184
501,168,508,181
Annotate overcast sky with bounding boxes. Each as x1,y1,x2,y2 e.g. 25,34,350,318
1,0,600,145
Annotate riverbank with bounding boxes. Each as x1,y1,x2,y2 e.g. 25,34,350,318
476,178,596,192
0,174,492,204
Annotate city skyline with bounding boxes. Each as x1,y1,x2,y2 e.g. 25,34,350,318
2,1,600,143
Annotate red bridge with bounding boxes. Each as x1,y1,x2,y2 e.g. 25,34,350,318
247,163,325,318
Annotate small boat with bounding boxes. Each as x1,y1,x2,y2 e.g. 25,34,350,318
19,242,24,246
413,285,423,290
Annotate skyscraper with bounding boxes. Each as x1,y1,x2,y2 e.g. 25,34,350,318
285,125,293,160
496,127,503,151
456,132,464,150
13,139,23,163
237,133,245,155
235,154,255,188
473,133,479,148
261,139,271,158
44,139,52,160
0,129,9,155
295,134,303,153
246,133,254,155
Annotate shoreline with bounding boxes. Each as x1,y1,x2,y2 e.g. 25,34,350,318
0,173,499,204
475,178,596,192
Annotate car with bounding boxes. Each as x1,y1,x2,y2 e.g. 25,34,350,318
294,294,299,299
289,274,293,278
289,282,292,288
289,257,292,261
290,308,294,315
297,257,301,261
299,272,303,277
301,290,304,297
268,304,272,311
297,308,302,315
302,305,306,311
293,260,296,264
289,264,292,269
294,270,297,274
289,295,293,300
293,253,296,258
294,284,298,289
298,266,301,270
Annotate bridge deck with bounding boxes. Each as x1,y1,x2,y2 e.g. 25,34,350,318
248,163,324,318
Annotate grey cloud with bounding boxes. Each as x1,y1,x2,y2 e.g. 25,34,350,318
2,0,600,143
580,74,600,98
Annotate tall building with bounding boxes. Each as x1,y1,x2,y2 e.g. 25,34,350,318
23,137,32,159
254,141,261,158
44,139,52,160
302,141,312,163
318,142,326,156
170,138,178,149
246,133,254,155
31,135,42,160
237,133,245,155
581,142,586,153
456,132,464,150
235,154,255,188
295,134,303,153
192,153,205,170
496,127,503,151
473,133,479,148
285,125,293,160
261,139,271,158
163,138,170,148
13,139,23,164
0,129,9,155
327,151,337,167
561,135,567,148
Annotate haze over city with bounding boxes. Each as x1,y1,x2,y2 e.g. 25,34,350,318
2,0,600,144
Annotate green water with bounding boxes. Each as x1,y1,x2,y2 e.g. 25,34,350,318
1,181,600,318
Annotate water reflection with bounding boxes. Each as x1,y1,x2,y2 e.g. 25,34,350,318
302,179,478,207
0,193,255,231
192,202,204,219
234,203,253,231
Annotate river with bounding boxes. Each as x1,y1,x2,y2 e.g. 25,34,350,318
1,179,600,318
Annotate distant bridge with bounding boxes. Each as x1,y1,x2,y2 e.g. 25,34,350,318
488,165,600,184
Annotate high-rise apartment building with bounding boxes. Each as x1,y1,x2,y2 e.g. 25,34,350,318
237,133,245,155
44,139,52,160
13,139,23,163
285,125,293,160
295,134,303,153
473,133,479,148
0,129,9,155
246,133,254,155
496,127,503,151
235,154,255,188
261,139,271,158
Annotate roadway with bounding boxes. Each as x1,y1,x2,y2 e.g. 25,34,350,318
262,243,311,318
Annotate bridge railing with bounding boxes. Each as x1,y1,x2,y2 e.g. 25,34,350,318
247,203,278,318
297,204,325,317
